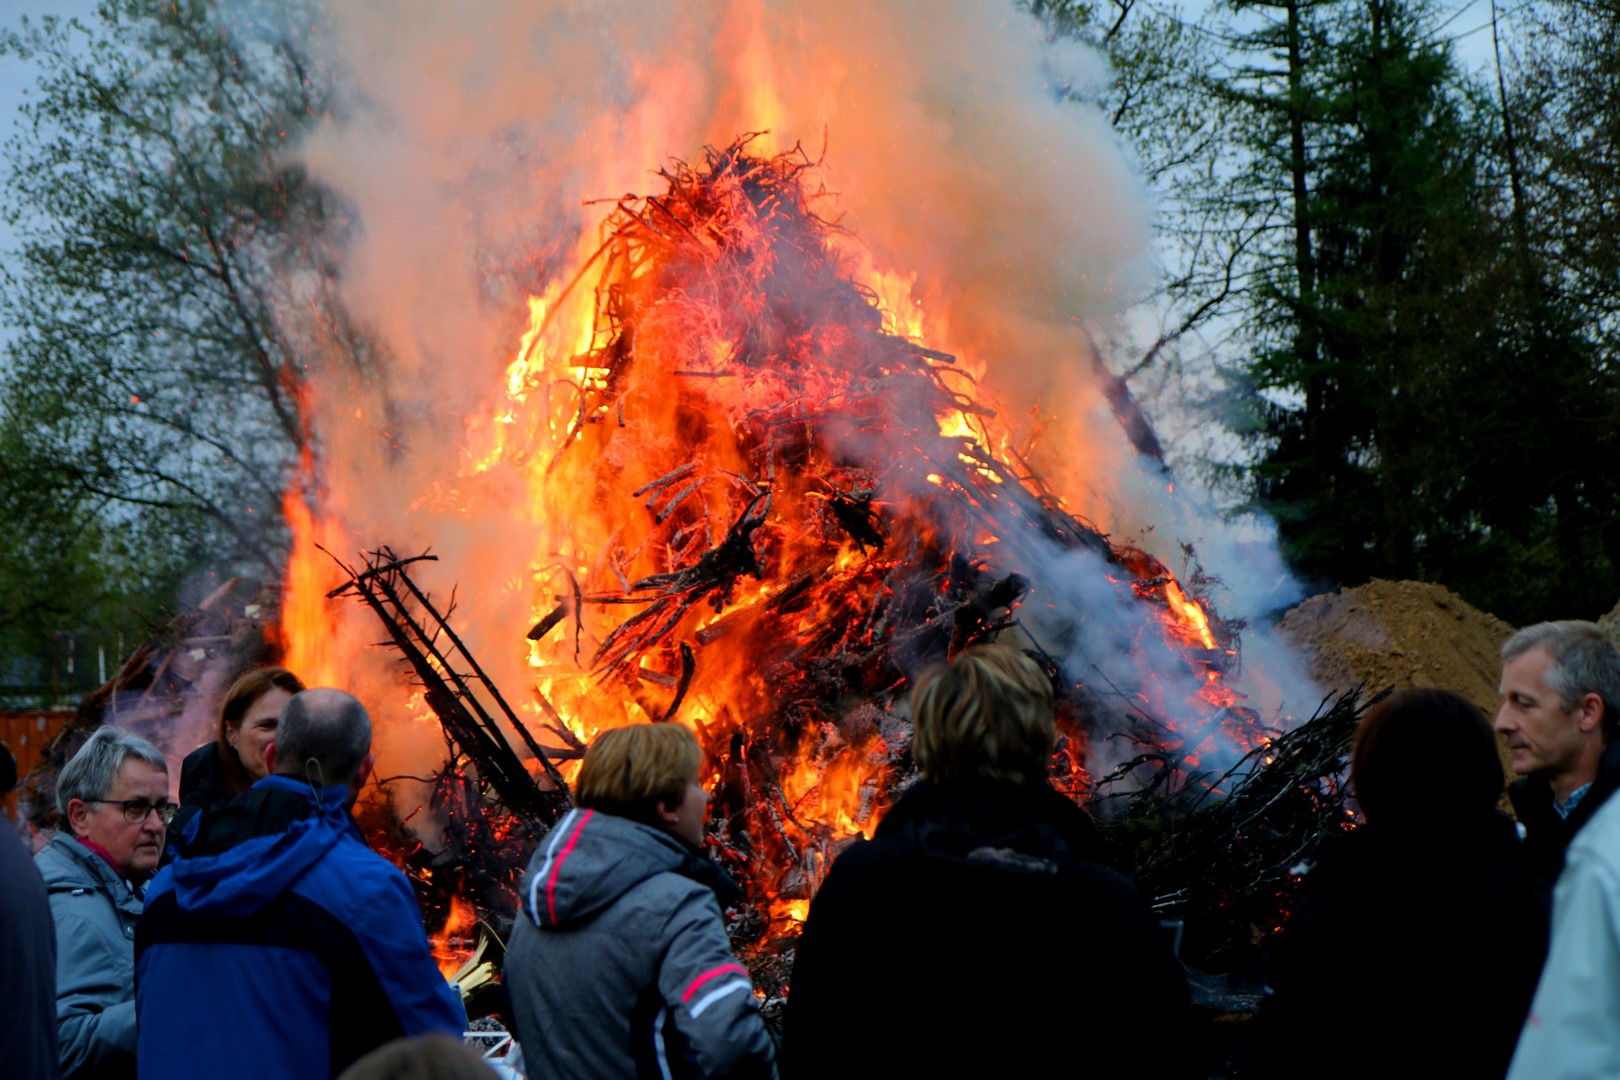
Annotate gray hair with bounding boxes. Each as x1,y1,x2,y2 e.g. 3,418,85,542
1503,621,1620,740
56,726,168,816
276,689,372,786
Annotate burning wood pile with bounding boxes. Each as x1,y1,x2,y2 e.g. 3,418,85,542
309,136,1361,988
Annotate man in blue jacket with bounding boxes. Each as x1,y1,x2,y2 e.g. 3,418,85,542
135,688,465,1078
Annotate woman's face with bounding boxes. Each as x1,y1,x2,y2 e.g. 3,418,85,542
229,687,292,780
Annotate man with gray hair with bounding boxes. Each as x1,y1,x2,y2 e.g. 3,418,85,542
1507,625,1620,1076
35,725,174,1080
1495,620,1620,890
135,688,464,1079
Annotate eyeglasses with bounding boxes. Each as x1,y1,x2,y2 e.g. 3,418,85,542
94,799,179,825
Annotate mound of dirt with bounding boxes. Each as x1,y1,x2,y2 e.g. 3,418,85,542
1601,599,1620,651
1277,579,1514,719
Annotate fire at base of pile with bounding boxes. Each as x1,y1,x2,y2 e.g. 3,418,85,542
301,139,1366,1001
342,545,1363,1004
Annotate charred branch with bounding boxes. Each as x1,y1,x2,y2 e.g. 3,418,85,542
329,548,571,832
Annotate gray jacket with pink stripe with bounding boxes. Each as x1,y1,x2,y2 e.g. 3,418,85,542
506,808,777,1080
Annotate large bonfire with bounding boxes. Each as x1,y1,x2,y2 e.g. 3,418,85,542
278,135,1312,968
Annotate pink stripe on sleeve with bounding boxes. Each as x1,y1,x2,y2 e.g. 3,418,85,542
683,962,749,1003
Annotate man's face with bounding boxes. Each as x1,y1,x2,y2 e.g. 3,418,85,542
1496,647,1595,782
68,759,170,881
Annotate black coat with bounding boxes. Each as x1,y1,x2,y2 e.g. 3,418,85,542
1508,737,1620,893
783,778,1193,1079
165,743,231,860
1,825,57,1080
1252,812,1547,1080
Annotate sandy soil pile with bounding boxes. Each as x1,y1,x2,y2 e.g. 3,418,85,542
1276,578,1515,719
1601,599,1620,651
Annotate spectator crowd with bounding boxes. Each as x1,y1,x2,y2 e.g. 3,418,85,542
4,621,1619,1078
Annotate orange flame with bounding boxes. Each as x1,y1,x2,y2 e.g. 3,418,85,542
1163,580,1217,650
278,478,347,688
432,895,479,980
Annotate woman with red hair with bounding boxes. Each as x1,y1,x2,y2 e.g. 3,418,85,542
170,667,305,846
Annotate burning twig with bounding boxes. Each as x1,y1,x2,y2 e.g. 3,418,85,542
658,643,698,723
328,548,572,831
1093,688,1373,967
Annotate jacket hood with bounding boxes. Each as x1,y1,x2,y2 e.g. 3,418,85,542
523,808,737,929
874,777,1105,873
156,776,355,917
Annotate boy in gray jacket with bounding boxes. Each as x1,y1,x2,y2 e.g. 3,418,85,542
506,724,775,1079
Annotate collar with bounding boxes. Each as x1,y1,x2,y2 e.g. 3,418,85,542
1555,782,1595,820
55,833,143,903
74,834,140,891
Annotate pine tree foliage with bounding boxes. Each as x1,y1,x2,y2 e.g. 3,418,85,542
1214,0,1620,621
1504,1,1620,358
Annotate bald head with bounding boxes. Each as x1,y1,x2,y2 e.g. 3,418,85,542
273,689,373,788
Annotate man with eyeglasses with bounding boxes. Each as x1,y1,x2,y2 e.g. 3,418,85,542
35,726,172,1080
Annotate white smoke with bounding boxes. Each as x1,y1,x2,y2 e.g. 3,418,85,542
284,0,1318,778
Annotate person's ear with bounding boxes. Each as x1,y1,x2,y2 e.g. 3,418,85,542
340,752,376,812
66,797,93,838
655,798,680,829
1580,693,1604,735
265,741,278,776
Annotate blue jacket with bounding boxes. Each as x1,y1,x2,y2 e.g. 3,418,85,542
134,776,465,1079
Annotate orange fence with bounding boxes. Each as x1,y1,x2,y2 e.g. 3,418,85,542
3,710,72,825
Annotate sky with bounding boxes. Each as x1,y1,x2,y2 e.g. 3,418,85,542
0,0,97,336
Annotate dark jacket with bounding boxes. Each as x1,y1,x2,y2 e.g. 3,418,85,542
1254,812,1547,1080
506,808,776,1080
784,778,1193,1079
1508,738,1620,892
5,826,60,1080
35,833,143,1080
135,776,465,1079
168,741,229,846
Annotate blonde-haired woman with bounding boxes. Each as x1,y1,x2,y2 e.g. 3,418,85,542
505,723,775,1080
784,644,1193,1078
